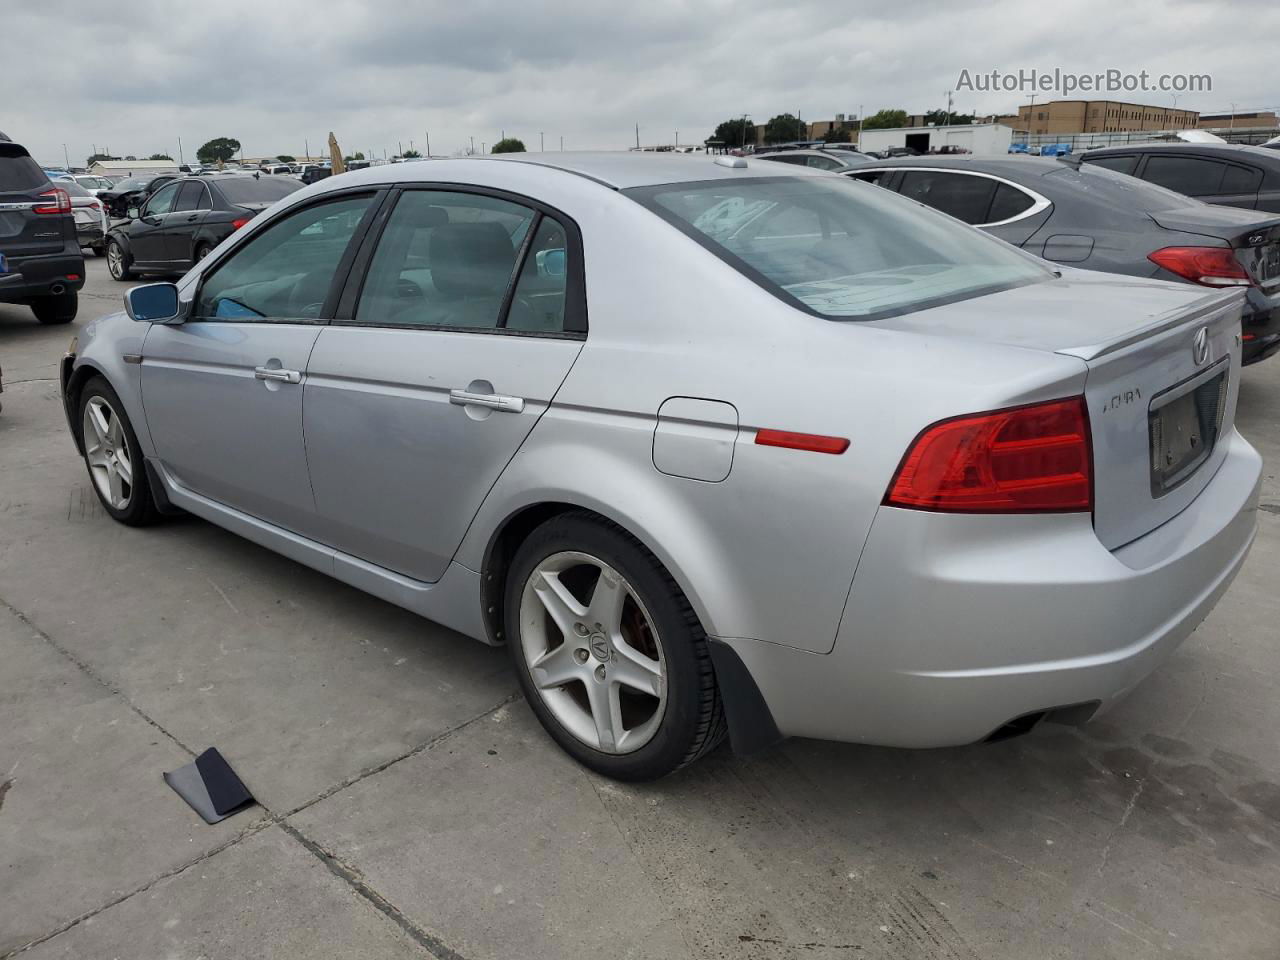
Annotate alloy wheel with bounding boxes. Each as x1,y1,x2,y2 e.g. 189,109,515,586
107,242,124,279
83,396,133,510
518,551,667,754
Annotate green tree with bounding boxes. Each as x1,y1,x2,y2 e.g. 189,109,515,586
861,109,909,130
86,152,118,164
276,154,297,163
711,118,756,149
764,113,806,144
821,127,852,144
923,109,975,126
196,137,241,164
401,149,421,158
491,138,526,154
148,153,173,161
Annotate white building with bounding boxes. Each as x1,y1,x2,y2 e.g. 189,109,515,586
88,158,182,178
858,123,1014,156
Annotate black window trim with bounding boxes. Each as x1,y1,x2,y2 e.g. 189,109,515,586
330,181,587,340
842,166,1051,227
188,186,390,325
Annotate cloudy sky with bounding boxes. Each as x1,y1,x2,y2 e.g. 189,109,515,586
6,0,1277,166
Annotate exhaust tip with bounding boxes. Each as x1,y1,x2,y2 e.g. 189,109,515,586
49,283,66,296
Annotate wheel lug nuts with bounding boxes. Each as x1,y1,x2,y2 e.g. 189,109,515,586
573,622,589,637
574,648,589,664
594,665,606,682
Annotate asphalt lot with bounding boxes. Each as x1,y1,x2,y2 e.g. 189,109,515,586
1,256,1278,960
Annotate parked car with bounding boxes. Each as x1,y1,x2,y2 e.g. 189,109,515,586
755,148,874,172
56,173,115,198
1261,135,1280,151
1037,143,1073,157
1079,142,1280,213
260,164,293,176
60,154,1260,780
99,174,179,218
299,166,333,185
105,173,303,280
0,131,84,324
59,179,108,256
847,156,1280,363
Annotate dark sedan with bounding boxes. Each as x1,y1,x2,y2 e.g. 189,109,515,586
755,148,875,172
847,155,1280,364
98,174,178,218
1078,142,1280,213
105,173,303,281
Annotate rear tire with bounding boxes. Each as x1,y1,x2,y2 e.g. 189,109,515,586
504,512,726,780
106,239,134,280
31,290,77,325
194,241,213,263
77,376,161,526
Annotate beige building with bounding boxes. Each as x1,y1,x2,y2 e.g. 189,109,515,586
1010,100,1198,136
1198,110,1278,129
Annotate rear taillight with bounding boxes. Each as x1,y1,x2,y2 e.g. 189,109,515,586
34,187,72,215
88,200,101,210
885,397,1092,513
1148,246,1252,287
231,217,251,230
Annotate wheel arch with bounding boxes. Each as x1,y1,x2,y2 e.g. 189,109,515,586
64,359,111,453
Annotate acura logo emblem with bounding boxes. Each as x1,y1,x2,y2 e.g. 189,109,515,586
589,633,610,661
1192,327,1210,366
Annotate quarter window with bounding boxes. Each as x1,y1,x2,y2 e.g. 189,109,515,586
354,191,537,330
986,183,1036,223
174,181,207,212
1222,164,1263,194
897,171,997,225
1085,154,1138,176
193,194,373,322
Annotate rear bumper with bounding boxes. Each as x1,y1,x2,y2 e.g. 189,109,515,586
721,429,1261,747
0,250,86,302
1242,287,1280,364
75,222,105,246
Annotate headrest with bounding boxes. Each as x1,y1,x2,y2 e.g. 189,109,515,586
430,221,515,296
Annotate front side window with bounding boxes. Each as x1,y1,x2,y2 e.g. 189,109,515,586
354,191,536,329
143,182,179,217
194,194,373,322
627,176,1050,322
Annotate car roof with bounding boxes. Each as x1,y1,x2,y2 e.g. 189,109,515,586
852,155,1067,178
334,152,830,190
1080,141,1279,162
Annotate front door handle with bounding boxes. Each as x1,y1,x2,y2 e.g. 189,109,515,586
449,389,524,413
254,366,302,384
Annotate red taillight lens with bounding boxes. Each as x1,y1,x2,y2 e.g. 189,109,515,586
231,217,251,230
88,200,101,210
885,397,1092,513
755,428,850,455
34,187,72,214
1148,246,1252,287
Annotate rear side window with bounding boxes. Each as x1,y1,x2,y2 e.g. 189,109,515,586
627,176,1050,322
1084,154,1137,176
987,183,1036,222
0,148,48,191
898,171,997,225
354,190,536,330
1222,164,1263,194
174,181,207,211
1141,155,1226,196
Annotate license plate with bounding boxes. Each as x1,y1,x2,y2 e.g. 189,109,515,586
1149,370,1227,496
1261,245,1280,283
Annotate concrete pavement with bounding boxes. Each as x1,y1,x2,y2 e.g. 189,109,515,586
1,257,1277,959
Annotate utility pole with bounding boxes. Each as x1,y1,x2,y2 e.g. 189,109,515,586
1027,93,1036,144
943,90,953,127
540,131,544,151
636,123,640,149
470,136,475,155
560,136,564,151
1230,103,1238,131
481,142,486,154
62,144,69,169
178,137,184,165
305,137,310,160
425,131,430,156
675,130,678,148
858,105,863,146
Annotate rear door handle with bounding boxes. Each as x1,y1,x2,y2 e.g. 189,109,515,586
254,366,302,384
449,389,524,413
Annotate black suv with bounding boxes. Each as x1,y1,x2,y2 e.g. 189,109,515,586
0,131,84,324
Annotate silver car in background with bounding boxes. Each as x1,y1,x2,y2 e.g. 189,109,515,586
60,154,1261,780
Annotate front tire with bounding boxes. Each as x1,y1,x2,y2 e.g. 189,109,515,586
31,290,77,324
77,376,161,526
106,239,134,280
505,512,726,780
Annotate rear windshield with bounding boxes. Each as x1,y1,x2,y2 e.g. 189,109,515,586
0,148,49,191
1050,161,1197,212
218,176,303,205
113,177,154,191
626,176,1050,321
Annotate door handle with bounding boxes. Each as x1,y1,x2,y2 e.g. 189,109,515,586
254,366,302,384
449,389,524,413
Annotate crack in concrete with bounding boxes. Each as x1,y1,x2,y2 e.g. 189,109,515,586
279,821,470,960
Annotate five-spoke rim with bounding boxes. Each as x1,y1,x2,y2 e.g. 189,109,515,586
519,551,666,754
107,243,123,278
82,396,133,510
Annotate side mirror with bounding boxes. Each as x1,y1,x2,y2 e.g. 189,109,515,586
125,282,184,323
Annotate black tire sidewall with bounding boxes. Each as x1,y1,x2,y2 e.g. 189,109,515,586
504,513,715,780
78,376,155,525
32,290,77,324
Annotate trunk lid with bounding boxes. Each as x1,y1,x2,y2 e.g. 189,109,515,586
876,272,1245,550
0,143,65,257
1150,204,1280,292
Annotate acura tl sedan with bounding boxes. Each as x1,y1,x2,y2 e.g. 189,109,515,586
60,154,1261,780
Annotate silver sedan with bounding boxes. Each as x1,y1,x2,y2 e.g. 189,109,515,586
60,153,1261,780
